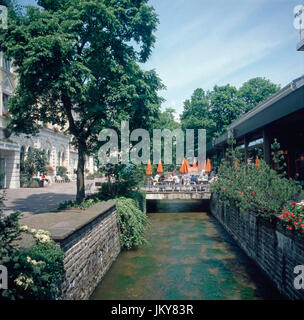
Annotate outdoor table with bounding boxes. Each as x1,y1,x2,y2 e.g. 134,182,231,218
198,179,208,184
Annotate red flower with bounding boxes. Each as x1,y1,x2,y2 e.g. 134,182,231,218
251,191,255,194
299,218,302,222
301,224,304,228
292,202,297,206
287,226,292,230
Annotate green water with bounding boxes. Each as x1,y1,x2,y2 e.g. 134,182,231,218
90,200,283,300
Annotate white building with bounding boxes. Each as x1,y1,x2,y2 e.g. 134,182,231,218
0,52,96,189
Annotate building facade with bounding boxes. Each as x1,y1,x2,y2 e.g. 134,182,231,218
0,52,96,189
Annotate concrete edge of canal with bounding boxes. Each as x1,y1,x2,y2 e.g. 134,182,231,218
209,196,304,300
20,202,121,300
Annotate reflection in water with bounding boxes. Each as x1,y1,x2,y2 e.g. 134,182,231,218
91,200,283,300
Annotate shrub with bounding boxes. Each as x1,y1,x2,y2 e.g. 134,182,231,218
23,149,48,179
0,194,65,300
56,166,67,177
211,144,301,218
279,201,304,236
58,196,99,210
115,197,150,250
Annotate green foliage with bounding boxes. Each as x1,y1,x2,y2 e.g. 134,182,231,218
238,77,280,113
99,163,145,197
154,108,180,132
58,191,149,250
271,138,287,178
115,197,150,250
56,166,67,178
1,0,163,202
0,193,65,300
23,149,47,179
181,78,280,144
211,149,301,218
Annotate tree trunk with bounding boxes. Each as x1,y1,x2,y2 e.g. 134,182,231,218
76,144,86,203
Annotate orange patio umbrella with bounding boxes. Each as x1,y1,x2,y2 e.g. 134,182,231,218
255,157,260,169
198,160,206,172
179,158,188,174
205,158,212,173
157,160,163,173
146,160,152,175
234,159,238,169
192,159,198,172
184,158,191,170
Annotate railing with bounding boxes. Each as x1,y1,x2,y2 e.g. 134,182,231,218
143,182,210,193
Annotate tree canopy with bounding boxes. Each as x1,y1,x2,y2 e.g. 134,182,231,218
181,77,280,144
0,0,164,201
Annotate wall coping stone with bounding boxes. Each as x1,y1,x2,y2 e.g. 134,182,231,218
19,201,116,244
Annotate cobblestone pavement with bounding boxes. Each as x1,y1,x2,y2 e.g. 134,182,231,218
2,180,101,217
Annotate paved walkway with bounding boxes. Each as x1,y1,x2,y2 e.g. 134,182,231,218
2,180,101,217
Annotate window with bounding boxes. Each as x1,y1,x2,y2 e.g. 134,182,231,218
1,52,11,72
2,93,9,114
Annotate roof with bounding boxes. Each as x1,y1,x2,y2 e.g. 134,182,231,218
211,75,304,149
0,0,10,7
297,39,304,51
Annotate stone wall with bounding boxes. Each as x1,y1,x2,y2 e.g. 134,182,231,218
210,197,304,300
21,202,121,300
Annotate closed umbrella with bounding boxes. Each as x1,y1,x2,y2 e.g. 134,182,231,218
205,158,212,173
184,158,191,170
179,158,188,174
192,159,198,172
198,160,206,172
157,160,163,173
146,160,152,175
234,159,238,169
255,157,260,169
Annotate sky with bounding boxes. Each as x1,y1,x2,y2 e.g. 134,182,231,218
18,0,304,115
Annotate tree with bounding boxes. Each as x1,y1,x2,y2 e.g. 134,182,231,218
238,77,280,113
181,78,280,145
180,88,216,143
0,0,163,202
23,149,47,180
153,108,180,131
209,84,245,137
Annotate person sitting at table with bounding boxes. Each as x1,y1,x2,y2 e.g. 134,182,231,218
173,175,180,184
199,171,208,180
209,175,218,184
190,175,199,184
160,174,166,182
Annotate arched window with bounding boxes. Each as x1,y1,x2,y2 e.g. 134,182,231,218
62,152,65,166
47,150,51,164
